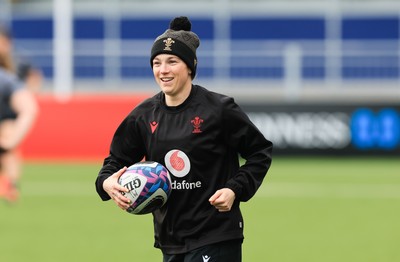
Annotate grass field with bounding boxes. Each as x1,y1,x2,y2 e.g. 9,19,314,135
1,157,399,262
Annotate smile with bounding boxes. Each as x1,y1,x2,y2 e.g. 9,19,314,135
161,77,173,82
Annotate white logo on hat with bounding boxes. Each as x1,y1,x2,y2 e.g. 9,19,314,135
163,37,175,51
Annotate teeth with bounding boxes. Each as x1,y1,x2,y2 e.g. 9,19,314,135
161,77,173,82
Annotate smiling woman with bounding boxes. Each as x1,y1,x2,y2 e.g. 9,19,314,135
152,54,192,106
95,16,273,262
150,17,199,107
150,16,199,80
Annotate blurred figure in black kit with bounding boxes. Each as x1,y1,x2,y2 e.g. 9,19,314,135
0,25,43,93
0,25,40,202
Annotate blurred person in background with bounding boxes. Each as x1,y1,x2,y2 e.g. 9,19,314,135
0,25,39,202
95,16,273,262
0,25,43,93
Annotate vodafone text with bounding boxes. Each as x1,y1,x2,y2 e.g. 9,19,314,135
171,180,202,190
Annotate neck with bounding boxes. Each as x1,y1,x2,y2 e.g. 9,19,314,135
165,83,192,107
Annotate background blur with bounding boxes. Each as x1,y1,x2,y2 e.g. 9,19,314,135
3,0,400,94
1,1,399,262
1,0,399,160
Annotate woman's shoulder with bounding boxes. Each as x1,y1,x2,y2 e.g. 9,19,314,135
194,84,235,106
128,91,162,116
0,68,22,94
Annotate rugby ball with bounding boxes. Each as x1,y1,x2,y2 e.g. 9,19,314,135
118,161,171,215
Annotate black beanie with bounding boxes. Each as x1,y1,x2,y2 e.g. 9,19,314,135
150,16,200,79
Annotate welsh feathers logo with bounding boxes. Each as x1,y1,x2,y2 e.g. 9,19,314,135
164,149,190,178
191,116,203,133
163,37,175,51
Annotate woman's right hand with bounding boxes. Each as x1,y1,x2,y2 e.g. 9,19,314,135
102,167,131,210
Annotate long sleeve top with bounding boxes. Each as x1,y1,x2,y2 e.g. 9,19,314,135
95,84,273,254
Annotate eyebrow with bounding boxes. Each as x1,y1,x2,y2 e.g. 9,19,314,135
154,55,180,61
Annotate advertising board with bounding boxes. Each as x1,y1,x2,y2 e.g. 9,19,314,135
242,104,400,155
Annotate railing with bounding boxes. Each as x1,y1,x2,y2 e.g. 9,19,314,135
4,0,400,101
14,38,400,83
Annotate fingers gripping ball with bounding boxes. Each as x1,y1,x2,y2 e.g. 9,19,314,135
118,161,172,215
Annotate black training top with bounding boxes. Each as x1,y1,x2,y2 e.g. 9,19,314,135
95,84,273,254
0,68,22,121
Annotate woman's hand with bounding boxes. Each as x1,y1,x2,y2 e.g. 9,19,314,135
209,188,236,212
102,167,131,210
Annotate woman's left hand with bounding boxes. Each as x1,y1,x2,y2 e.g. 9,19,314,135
209,188,236,212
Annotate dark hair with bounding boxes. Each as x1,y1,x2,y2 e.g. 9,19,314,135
0,24,15,72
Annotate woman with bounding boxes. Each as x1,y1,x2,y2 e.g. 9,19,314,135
95,16,273,262
0,26,38,202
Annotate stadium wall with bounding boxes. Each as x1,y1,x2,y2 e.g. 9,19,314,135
20,94,400,162
20,94,151,162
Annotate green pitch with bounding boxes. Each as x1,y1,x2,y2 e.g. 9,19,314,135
0,157,399,262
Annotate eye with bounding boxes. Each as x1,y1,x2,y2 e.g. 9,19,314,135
153,60,161,67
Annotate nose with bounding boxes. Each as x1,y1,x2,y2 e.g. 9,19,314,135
159,63,170,74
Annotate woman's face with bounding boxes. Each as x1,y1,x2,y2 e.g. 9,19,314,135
152,54,192,100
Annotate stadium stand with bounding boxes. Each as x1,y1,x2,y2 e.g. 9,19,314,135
1,0,399,102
